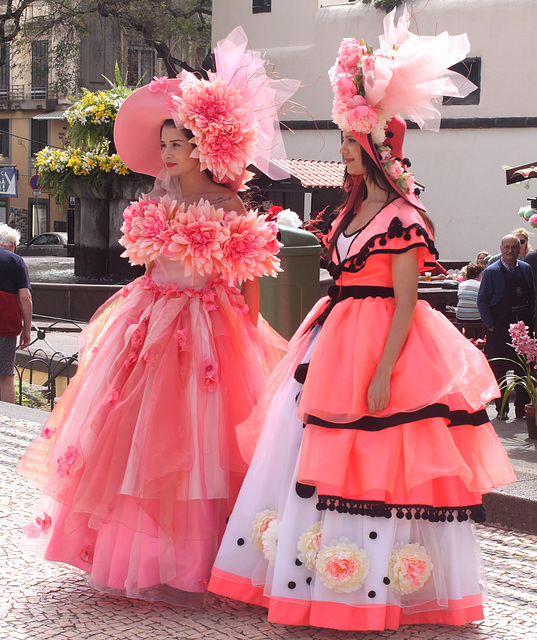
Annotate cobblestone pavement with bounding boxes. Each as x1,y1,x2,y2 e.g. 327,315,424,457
2,415,537,640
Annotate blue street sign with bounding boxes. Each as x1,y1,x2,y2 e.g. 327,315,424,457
0,166,18,198
29,174,40,191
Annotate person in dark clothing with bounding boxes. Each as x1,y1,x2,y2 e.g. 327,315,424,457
477,234,535,419
0,224,32,403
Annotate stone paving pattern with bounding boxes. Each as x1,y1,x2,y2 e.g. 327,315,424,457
2,415,537,640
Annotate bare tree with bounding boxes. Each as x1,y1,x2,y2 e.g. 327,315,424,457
0,0,211,92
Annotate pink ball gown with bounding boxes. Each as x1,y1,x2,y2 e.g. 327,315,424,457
209,197,516,630
17,196,285,606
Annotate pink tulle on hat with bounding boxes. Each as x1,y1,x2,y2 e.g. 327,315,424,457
114,27,300,192
330,5,477,209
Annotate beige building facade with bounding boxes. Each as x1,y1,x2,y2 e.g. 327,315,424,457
213,0,537,260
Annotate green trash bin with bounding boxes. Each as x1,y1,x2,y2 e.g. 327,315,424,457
259,225,322,340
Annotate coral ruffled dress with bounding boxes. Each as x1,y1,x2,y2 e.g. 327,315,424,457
209,198,515,630
17,197,285,605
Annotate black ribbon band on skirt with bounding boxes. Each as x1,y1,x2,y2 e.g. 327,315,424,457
304,404,490,431
315,496,487,523
306,284,395,333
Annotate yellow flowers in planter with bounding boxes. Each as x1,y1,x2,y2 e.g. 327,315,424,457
35,64,137,204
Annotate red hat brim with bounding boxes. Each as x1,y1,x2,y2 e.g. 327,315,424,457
354,116,426,211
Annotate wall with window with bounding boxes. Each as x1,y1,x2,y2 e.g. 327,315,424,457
212,0,537,259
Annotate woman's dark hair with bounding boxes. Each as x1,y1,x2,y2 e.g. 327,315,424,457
161,119,194,139
324,149,395,258
324,144,434,259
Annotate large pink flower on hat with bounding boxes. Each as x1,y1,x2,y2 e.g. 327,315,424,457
196,123,257,184
222,209,281,283
171,77,250,134
166,199,229,276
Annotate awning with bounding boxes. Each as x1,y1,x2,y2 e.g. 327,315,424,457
32,110,67,120
269,158,345,188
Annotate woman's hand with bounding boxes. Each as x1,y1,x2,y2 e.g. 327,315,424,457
367,367,391,413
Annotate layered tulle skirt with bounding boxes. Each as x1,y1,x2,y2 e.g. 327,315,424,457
209,296,515,630
18,274,284,604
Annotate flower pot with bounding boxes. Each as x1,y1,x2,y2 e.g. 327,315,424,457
524,404,537,439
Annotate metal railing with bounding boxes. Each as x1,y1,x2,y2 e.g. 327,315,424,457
0,84,57,101
15,314,82,411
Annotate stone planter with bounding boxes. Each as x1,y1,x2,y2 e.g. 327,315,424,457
524,404,537,439
73,177,144,282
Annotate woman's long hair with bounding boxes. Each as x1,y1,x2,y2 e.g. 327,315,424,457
324,146,434,259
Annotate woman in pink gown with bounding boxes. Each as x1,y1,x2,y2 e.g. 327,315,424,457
17,28,298,606
209,10,515,631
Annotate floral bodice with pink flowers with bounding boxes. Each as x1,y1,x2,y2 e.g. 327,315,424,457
119,196,282,284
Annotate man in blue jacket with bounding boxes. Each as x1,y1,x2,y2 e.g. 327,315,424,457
477,234,535,420
0,224,32,403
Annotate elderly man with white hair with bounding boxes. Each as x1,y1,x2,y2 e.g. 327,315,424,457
0,224,32,403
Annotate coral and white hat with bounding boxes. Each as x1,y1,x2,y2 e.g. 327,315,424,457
114,27,300,192
330,6,477,209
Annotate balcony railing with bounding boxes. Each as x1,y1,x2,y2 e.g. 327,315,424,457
0,84,58,103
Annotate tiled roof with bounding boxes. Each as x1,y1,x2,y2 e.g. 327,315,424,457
506,162,537,185
269,158,345,188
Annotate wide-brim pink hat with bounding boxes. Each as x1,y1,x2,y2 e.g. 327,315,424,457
114,78,183,178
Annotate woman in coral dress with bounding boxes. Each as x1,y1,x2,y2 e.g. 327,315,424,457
17,28,298,606
209,10,515,631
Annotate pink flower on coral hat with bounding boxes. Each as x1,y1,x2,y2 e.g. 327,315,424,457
336,38,367,74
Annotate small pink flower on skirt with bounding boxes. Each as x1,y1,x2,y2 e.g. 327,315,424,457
23,521,42,538
176,330,187,350
200,288,218,311
23,513,52,537
56,445,78,478
36,513,52,534
80,545,94,564
106,389,120,404
39,425,57,439
203,358,219,391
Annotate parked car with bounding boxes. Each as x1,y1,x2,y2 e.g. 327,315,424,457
16,232,69,256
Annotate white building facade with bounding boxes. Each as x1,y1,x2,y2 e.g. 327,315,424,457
213,0,537,260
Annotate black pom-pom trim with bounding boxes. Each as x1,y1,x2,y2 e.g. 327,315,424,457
315,496,486,523
296,482,316,499
294,363,309,384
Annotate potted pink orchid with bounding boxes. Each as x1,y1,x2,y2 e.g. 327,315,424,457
499,321,537,438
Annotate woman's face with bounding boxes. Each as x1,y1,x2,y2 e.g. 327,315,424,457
476,252,487,267
160,124,199,177
339,132,366,176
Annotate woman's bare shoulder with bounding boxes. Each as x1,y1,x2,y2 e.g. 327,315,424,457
205,189,246,213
